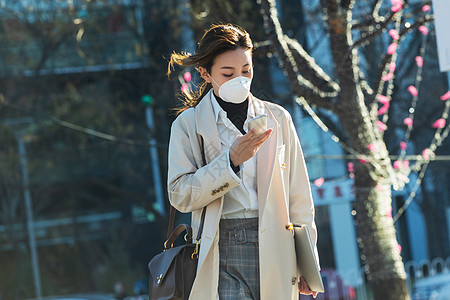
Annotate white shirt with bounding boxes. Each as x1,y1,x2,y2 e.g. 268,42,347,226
210,93,259,219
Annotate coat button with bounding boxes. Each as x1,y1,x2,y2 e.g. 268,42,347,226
292,277,297,285
281,163,287,171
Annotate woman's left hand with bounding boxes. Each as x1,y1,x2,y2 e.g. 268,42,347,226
298,276,318,298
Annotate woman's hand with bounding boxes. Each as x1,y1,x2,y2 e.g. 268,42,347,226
229,128,272,166
298,276,319,298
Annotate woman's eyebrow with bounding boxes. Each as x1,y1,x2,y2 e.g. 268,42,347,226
220,63,250,70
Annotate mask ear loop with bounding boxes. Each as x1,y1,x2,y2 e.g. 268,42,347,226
208,73,220,89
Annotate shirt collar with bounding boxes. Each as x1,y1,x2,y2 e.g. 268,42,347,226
210,91,256,122
210,91,223,122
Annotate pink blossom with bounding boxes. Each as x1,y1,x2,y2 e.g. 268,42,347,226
422,5,431,12
398,173,409,183
390,0,402,5
377,95,389,104
183,72,191,83
347,162,354,173
422,148,430,160
360,159,368,164
378,103,390,115
389,29,399,40
368,144,379,152
393,160,401,169
397,243,402,253
400,141,407,150
386,207,393,218
389,62,396,72
415,56,423,67
432,118,446,129
382,73,393,82
440,91,450,101
403,117,413,127
377,120,387,131
419,26,428,35
407,85,418,97
387,43,398,55
180,83,188,94
314,177,325,187
403,160,410,168
391,3,403,12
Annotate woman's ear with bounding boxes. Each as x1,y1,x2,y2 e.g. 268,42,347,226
198,66,211,83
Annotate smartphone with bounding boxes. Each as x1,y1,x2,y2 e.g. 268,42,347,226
248,114,267,134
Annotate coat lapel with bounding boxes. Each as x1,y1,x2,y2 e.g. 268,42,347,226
195,90,222,164
252,95,280,214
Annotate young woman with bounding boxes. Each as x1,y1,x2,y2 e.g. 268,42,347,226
167,23,320,300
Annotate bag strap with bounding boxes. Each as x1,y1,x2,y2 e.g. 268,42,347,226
166,131,207,242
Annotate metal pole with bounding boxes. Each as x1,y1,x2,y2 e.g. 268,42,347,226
145,106,165,216
17,133,42,299
447,72,450,91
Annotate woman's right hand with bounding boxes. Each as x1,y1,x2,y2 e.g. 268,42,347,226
229,128,272,166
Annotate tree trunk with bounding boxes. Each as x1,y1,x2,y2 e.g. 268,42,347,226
353,164,410,300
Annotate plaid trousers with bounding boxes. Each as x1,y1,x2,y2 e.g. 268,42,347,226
218,218,260,300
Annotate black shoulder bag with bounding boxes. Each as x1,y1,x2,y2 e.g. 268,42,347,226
148,136,207,300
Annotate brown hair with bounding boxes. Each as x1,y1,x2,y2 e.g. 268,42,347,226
168,23,253,114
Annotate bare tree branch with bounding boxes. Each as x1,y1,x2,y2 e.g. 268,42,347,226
352,1,432,48
370,14,434,110
259,0,338,111
285,36,340,94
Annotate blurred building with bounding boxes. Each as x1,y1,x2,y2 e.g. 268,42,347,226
0,2,163,296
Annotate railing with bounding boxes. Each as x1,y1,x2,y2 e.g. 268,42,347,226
301,257,450,299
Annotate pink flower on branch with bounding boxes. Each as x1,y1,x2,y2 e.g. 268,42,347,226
389,62,396,72
386,207,393,219
415,56,423,67
400,141,407,150
419,26,428,35
422,148,431,160
378,103,390,115
432,118,446,129
403,160,409,168
180,83,188,94
377,120,387,131
407,85,418,97
183,72,191,83
314,177,325,187
422,5,431,12
347,162,354,173
389,29,399,40
368,144,379,152
393,160,401,169
403,117,413,127
382,73,393,82
441,91,450,101
391,3,403,12
387,43,398,55
377,95,389,104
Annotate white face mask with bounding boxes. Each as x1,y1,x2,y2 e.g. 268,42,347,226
209,75,252,104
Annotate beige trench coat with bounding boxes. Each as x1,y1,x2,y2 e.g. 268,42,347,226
167,90,319,300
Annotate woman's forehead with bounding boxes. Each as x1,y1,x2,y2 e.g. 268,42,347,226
213,48,252,68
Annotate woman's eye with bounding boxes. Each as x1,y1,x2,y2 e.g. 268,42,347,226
223,74,233,77
243,70,250,74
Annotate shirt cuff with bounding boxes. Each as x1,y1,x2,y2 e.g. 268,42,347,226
227,149,242,182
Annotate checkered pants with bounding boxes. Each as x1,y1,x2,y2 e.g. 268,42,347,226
218,218,260,300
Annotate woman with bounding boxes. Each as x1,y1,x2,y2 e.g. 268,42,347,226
167,24,320,300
